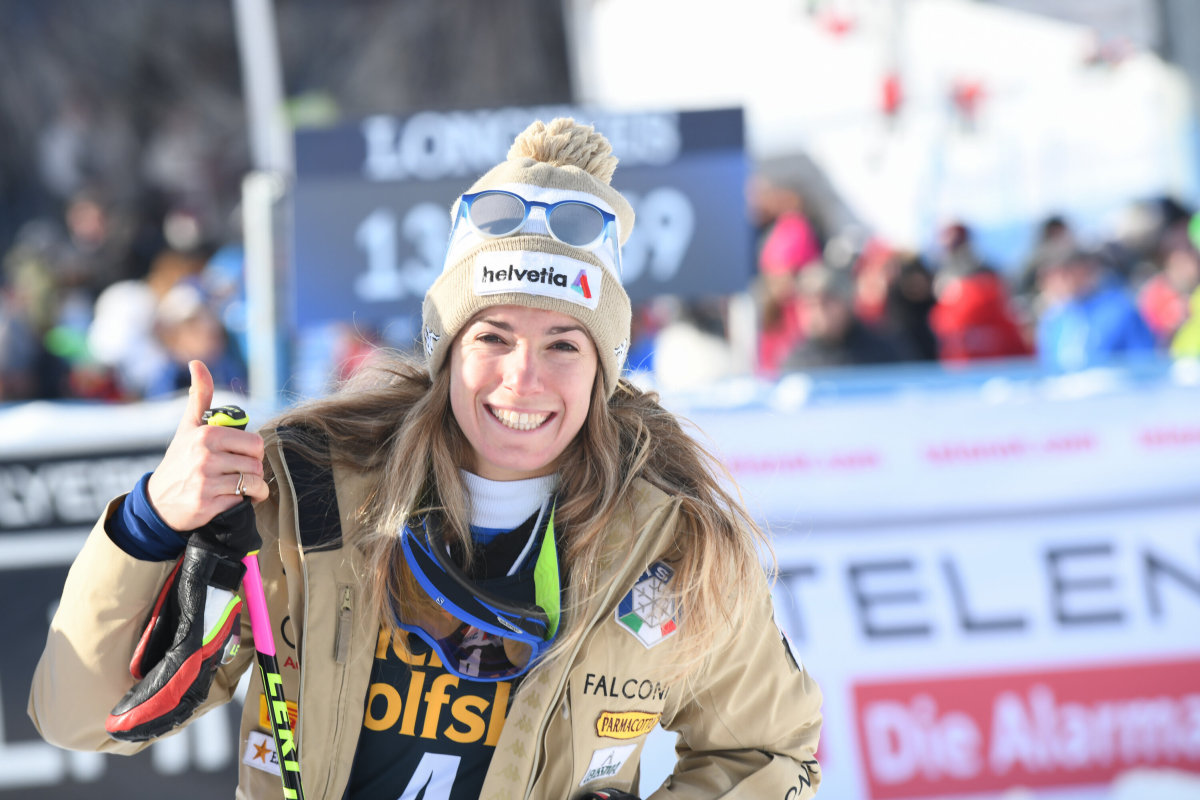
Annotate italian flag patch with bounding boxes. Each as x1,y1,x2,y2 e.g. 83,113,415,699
615,561,678,648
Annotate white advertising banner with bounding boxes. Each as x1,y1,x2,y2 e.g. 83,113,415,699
770,503,1200,800
680,376,1200,525
633,369,1200,799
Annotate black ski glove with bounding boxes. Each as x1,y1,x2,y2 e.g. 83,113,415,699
581,790,641,800
106,499,262,741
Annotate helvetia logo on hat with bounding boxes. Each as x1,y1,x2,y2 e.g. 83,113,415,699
572,270,592,299
474,251,601,311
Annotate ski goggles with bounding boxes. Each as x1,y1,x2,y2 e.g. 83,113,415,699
395,505,561,682
448,188,622,278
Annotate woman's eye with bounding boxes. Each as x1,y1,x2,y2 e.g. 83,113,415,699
551,340,579,352
477,332,506,344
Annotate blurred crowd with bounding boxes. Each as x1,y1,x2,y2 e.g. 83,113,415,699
0,4,252,403
3,163,1200,404
632,178,1200,392
1,3,1195,404
0,185,249,402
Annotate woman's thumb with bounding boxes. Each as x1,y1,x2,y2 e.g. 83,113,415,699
180,360,215,429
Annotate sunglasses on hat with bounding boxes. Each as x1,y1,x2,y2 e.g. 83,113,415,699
450,189,622,278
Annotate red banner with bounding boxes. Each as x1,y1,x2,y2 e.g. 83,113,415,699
854,658,1200,798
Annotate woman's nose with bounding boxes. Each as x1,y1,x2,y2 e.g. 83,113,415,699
502,344,542,394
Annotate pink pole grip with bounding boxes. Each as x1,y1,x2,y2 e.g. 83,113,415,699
241,554,277,657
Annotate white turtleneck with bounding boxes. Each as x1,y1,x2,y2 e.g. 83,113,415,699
460,470,557,540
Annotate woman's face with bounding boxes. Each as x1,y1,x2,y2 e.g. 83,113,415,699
449,305,598,481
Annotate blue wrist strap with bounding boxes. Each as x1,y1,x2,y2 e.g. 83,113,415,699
108,473,190,561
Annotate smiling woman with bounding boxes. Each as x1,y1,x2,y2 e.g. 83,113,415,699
450,305,598,481
30,118,823,800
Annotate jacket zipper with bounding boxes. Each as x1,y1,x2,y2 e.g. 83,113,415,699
334,584,353,664
316,582,355,798
292,518,356,796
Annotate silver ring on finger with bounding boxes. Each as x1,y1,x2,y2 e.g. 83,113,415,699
235,472,247,497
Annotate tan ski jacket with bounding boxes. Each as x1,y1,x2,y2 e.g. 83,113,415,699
30,433,822,799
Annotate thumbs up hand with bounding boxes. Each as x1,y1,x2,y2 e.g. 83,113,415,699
147,361,266,532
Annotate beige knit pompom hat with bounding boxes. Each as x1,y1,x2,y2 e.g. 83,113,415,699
421,118,634,397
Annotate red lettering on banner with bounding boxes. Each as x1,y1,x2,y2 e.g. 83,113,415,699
1041,434,1096,453
727,450,880,475
925,433,1098,464
926,438,1029,463
1140,426,1200,448
854,658,1200,799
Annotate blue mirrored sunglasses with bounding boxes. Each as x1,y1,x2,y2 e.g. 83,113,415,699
454,189,621,275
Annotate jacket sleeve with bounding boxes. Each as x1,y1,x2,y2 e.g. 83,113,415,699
27,496,255,753
649,579,822,799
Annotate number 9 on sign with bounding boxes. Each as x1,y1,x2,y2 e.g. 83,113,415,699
620,187,695,285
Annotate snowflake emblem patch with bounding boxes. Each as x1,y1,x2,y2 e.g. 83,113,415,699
422,325,441,356
615,561,678,648
613,338,629,366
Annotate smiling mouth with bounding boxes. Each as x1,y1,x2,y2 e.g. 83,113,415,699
489,406,552,431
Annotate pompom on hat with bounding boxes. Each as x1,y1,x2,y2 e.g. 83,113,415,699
421,118,635,397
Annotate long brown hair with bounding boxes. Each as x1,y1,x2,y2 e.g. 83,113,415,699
266,347,772,680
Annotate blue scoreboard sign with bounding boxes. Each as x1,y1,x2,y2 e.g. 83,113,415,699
291,106,750,342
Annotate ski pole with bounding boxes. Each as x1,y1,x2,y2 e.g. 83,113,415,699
205,406,306,800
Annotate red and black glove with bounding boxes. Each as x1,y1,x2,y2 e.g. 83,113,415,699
106,500,261,741
582,791,641,800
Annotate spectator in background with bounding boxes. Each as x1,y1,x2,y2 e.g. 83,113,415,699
1,221,73,398
881,253,938,362
1015,215,1075,301
755,269,804,376
780,262,900,371
930,267,1032,364
87,280,168,399
60,185,140,295
650,297,737,392
1170,285,1200,358
145,281,245,398
1166,214,1200,359
1035,247,1156,371
0,290,40,400
748,174,824,271
1137,223,1200,344
849,237,897,326
759,199,822,279
84,246,211,400
932,220,990,293
752,180,824,376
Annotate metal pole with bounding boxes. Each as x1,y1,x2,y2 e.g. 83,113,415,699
241,172,286,411
231,0,292,410
231,0,292,174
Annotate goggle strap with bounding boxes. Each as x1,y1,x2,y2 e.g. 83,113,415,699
533,506,561,638
508,497,550,577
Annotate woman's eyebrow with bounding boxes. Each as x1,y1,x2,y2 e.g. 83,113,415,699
473,318,585,336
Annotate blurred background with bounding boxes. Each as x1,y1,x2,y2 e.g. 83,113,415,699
1,1,1199,798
